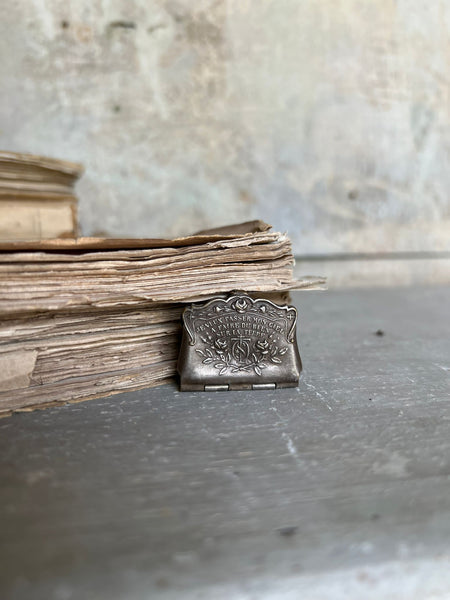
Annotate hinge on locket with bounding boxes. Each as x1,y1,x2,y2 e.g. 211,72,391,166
204,383,276,392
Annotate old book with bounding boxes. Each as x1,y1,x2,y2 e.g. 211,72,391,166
0,222,325,416
0,152,83,241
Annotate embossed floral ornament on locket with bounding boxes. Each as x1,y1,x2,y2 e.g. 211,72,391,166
177,295,302,391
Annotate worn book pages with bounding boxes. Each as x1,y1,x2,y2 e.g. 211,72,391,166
0,233,322,313
0,151,83,182
0,305,181,412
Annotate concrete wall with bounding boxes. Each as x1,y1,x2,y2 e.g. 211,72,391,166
1,0,450,255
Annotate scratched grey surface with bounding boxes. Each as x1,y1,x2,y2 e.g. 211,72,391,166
1,287,450,600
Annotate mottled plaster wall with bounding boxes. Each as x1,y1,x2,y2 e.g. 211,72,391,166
1,0,449,254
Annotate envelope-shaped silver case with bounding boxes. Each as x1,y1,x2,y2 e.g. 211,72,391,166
177,294,302,391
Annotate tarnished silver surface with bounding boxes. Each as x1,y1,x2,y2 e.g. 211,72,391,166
177,295,302,391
